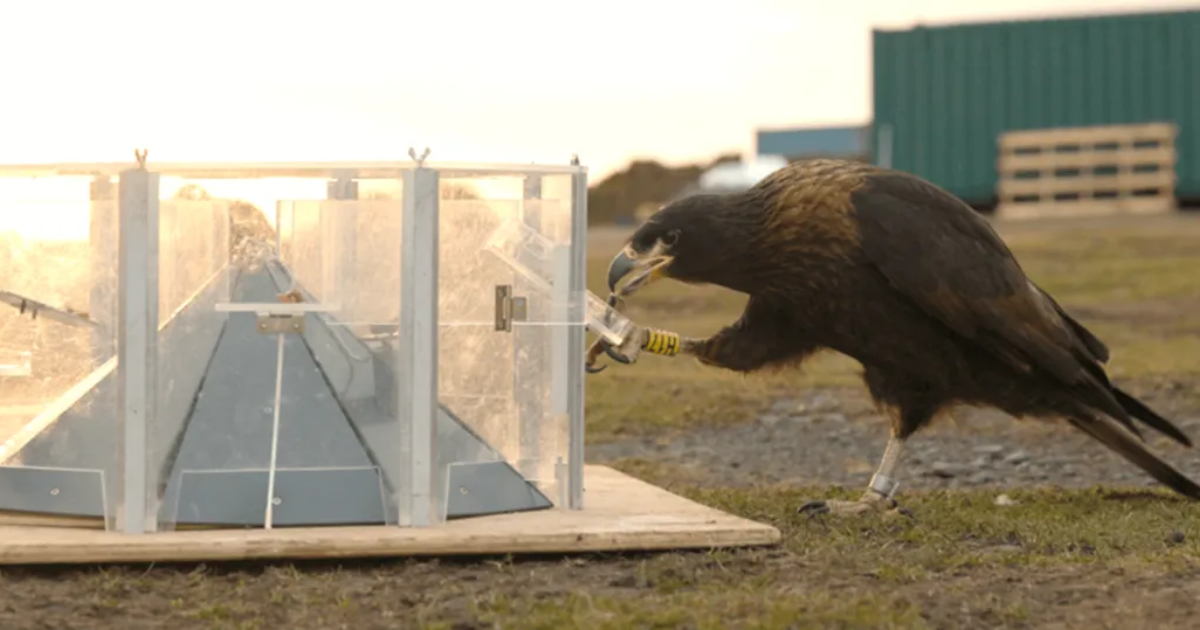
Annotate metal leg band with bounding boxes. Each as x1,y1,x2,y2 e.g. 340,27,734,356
868,473,900,499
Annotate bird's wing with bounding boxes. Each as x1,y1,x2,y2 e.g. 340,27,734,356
850,171,1128,416
1029,280,1110,363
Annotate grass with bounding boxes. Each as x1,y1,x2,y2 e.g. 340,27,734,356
459,479,1200,629
629,458,1200,571
583,215,1200,443
33,478,1200,629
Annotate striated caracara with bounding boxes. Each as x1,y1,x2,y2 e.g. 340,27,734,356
598,159,1200,517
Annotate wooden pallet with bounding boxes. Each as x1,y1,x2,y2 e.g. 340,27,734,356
995,122,1178,220
0,465,781,565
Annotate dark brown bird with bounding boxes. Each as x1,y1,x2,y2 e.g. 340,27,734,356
600,159,1200,517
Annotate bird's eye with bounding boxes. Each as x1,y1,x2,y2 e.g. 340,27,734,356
661,230,680,247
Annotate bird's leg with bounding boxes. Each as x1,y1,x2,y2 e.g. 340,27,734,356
679,325,814,373
588,295,813,373
626,327,808,372
798,435,915,519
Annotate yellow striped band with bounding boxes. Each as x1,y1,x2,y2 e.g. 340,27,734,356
642,329,681,356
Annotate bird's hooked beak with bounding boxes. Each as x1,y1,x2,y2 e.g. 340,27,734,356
607,243,674,297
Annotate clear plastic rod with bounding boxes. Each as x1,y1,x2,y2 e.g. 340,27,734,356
264,333,285,529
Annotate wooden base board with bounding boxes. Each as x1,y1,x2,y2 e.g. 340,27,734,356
0,465,781,565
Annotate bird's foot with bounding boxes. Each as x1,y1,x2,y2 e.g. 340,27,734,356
585,329,646,373
586,294,641,374
797,492,915,521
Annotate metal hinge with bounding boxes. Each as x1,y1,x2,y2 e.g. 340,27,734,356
494,285,527,332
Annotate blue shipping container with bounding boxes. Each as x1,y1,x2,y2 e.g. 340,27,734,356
756,124,870,160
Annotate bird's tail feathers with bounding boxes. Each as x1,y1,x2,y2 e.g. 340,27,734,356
1059,309,1110,363
1111,387,1193,448
1068,414,1200,501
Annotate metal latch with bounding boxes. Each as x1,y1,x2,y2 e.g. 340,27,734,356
257,313,306,335
494,285,527,332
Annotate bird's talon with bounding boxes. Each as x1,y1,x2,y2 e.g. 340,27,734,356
584,336,612,374
797,500,830,519
603,341,632,364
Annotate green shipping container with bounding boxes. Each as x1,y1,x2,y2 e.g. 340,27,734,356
872,8,1200,206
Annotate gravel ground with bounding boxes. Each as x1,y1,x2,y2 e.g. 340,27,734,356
588,379,1200,496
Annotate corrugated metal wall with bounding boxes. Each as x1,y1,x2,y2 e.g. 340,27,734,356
872,9,1200,205
756,124,870,160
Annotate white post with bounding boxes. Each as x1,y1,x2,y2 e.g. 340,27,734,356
396,166,440,526
116,167,160,534
566,168,588,509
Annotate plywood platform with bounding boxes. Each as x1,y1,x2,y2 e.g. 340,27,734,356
0,465,781,565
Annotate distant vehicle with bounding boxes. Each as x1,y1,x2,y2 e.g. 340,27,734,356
668,155,790,203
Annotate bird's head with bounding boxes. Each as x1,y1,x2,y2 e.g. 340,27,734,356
607,193,760,297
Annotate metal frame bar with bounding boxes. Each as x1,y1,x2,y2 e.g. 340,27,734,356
517,175,543,482
567,171,588,509
550,242,573,507
0,161,588,179
397,166,440,526
116,167,160,534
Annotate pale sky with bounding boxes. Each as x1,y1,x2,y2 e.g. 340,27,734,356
1,0,1196,182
